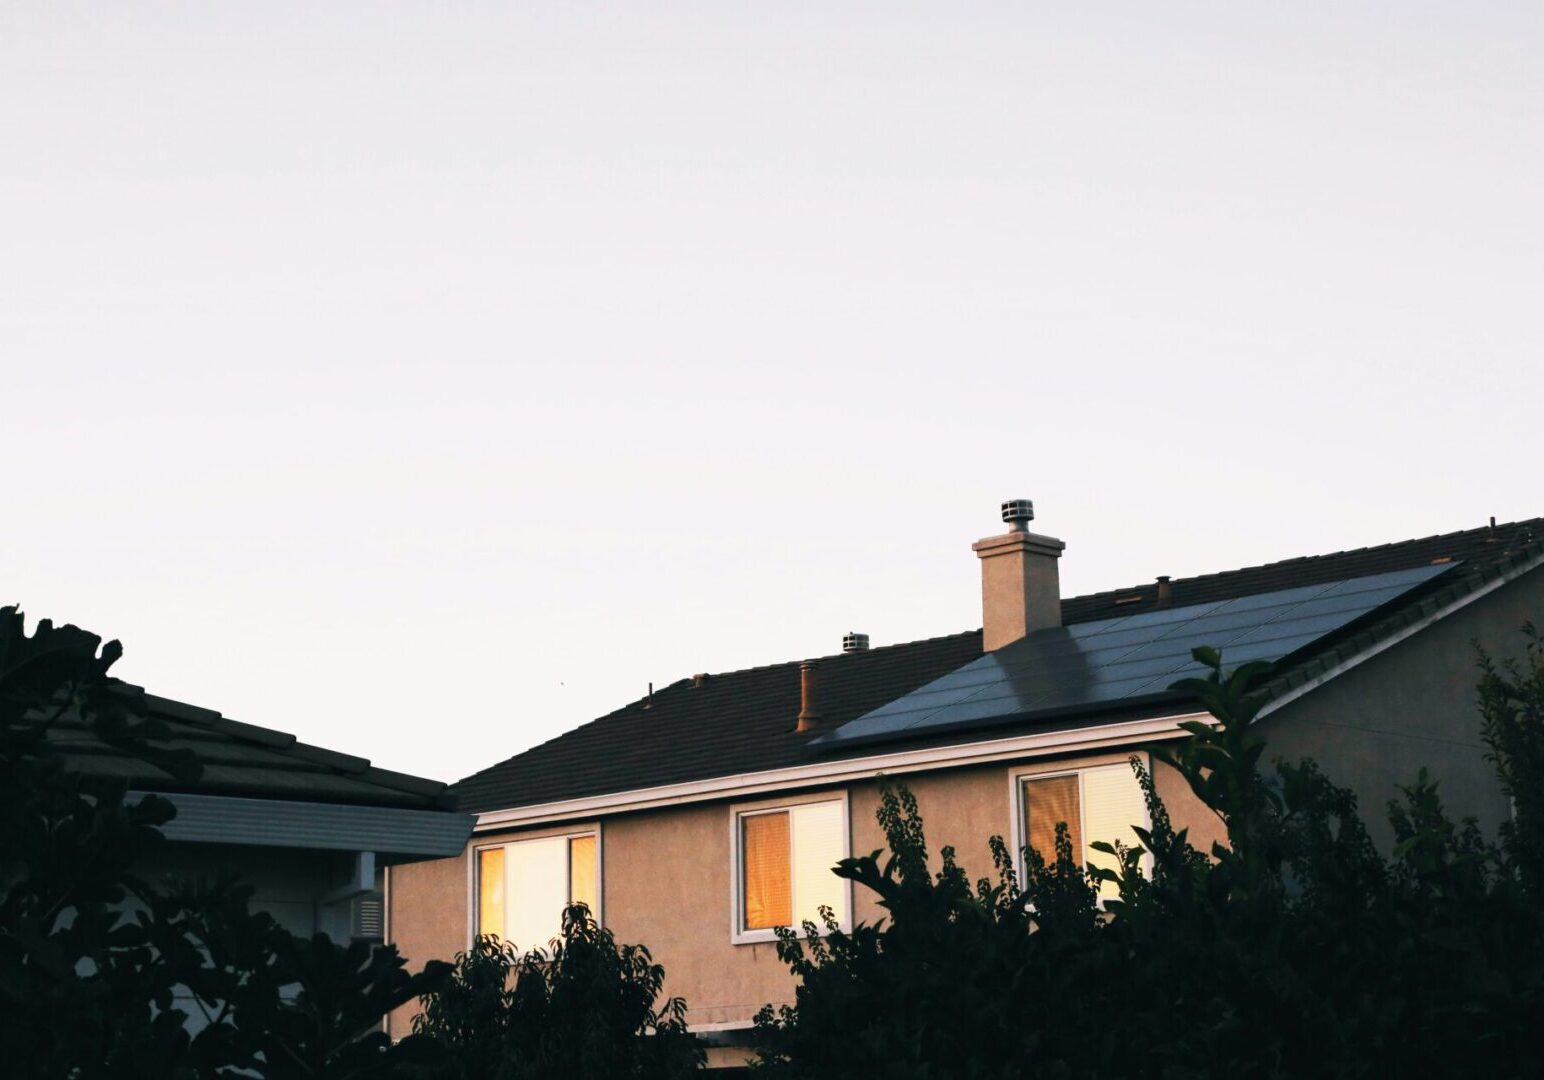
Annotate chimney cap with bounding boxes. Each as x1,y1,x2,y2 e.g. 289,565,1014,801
1001,499,1034,532
842,632,870,653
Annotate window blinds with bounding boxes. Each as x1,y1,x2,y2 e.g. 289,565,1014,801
742,812,792,930
1023,764,1147,901
505,835,569,950
741,801,846,933
791,800,847,927
1081,764,1148,900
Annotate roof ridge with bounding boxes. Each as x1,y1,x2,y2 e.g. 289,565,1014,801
451,629,986,789
1065,516,1544,604
670,628,984,685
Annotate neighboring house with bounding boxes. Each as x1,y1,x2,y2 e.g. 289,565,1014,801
387,505,1543,1069
55,684,474,947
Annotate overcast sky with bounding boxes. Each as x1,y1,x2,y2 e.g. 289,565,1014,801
3,3,1540,784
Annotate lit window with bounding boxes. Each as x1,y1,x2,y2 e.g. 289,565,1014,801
477,831,599,950
735,799,848,941
1018,762,1148,901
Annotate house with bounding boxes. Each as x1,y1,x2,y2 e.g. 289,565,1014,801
55,682,474,949
386,505,1543,1069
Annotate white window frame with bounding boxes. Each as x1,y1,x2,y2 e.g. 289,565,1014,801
729,790,852,946
1007,754,1153,905
466,821,603,951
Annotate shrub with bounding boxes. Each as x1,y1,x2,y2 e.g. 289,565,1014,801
412,905,703,1078
0,605,449,1078
754,644,1544,1078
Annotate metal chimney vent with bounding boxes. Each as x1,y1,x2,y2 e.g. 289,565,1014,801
842,632,870,653
1001,498,1034,532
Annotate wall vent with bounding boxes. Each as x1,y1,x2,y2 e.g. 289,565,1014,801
351,895,385,941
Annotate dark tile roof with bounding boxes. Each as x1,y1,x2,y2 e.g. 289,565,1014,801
53,685,454,811
452,631,986,814
453,517,1544,814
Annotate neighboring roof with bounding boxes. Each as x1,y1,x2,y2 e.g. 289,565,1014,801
52,684,455,811
454,517,1544,815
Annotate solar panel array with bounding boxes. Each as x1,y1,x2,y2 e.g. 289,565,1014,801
816,562,1456,750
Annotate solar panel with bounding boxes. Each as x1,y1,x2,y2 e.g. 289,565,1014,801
815,561,1457,750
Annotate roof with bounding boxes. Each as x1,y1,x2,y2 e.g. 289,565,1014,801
453,516,1544,815
818,562,1458,751
52,684,455,811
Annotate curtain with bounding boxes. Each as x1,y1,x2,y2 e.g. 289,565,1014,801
478,847,506,939
1025,774,1083,868
742,811,792,930
568,834,598,917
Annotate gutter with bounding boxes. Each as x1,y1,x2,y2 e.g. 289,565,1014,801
472,712,1203,831
135,790,475,863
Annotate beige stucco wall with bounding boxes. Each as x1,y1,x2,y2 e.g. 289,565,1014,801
1260,562,1543,850
386,746,1208,1045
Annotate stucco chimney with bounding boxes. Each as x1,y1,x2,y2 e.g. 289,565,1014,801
972,499,1065,651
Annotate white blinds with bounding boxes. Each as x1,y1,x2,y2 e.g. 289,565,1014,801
790,800,847,927
504,835,568,951
1079,763,1148,900
740,799,848,933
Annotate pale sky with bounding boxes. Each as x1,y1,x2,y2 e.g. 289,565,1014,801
3,3,1540,784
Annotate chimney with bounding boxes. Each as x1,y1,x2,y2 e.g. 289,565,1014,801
796,660,821,733
842,632,870,653
1155,575,1173,607
972,498,1065,651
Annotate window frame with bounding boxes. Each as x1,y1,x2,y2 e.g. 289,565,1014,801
1007,754,1153,905
728,790,852,946
467,822,603,952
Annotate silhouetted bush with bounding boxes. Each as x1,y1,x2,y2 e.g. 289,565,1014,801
411,908,703,1079
0,606,449,1078
753,643,1544,1078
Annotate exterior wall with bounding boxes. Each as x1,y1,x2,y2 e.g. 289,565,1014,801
385,746,1205,1051
138,842,368,1033
1261,564,1543,851
140,842,363,940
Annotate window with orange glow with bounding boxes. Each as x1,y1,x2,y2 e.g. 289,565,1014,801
1020,764,1148,902
736,800,847,937
476,830,600,951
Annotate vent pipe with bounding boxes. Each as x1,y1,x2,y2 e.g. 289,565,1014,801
842,632,870,653
1155,575,1172,607
796,661,821,733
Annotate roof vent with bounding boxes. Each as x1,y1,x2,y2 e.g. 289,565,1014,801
842,632,870,653
1001,498,1034,533
1155,575,1173,607
796,661,821,733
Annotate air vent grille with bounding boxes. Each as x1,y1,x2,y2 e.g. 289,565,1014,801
351,895,384,941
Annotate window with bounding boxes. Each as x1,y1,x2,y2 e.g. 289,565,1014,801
477,831,599,950
1015,761,1149,902
733,797,849,942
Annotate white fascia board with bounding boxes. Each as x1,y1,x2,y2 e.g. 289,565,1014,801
1258,547,1544,721
473,713,1204,832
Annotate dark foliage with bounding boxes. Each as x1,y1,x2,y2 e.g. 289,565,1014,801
411,905,703,1079
0,605,449,1078
1478,622,1544,896
754,641,1544,1078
